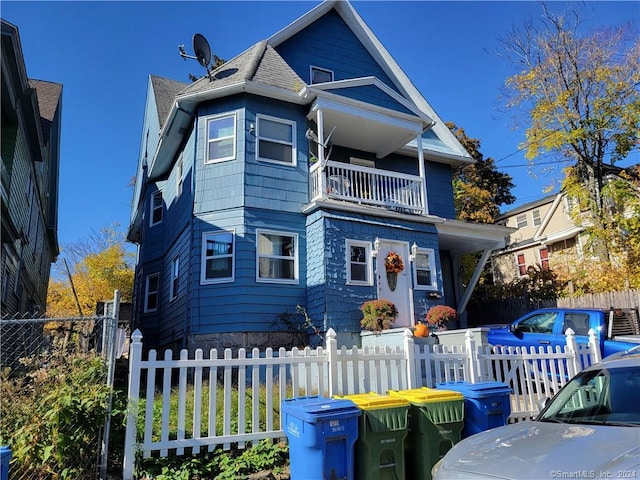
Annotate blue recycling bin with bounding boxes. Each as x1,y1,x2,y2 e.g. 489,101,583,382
0,446,11,480
436,381,512,437
282,396,361,480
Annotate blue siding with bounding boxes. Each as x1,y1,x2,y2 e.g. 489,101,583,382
306,209,444,335
189,208,307,334
276,9,402,95
425,162,456,219
325,85,414,116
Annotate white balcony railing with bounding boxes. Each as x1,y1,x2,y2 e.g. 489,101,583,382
310,160,425,214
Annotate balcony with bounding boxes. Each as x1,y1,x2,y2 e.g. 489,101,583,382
309,160,425,215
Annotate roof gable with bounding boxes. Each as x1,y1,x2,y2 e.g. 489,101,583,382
150,75,188,128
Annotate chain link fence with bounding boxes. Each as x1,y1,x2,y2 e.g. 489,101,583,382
0,296,124,480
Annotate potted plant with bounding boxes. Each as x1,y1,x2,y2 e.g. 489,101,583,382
426,305,457,330
360,299,398,332
384,251,404,291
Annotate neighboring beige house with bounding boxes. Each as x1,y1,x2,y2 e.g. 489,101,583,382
491,193,584,284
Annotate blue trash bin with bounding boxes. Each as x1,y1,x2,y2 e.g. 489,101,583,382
0,446,11,480
282,396,361,480
436,381,512,437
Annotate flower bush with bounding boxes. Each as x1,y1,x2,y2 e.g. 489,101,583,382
360,299,398,332
426,305,457,327
384,251,404,273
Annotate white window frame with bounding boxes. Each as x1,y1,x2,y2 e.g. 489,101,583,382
170,256,180,301
256,114,296,166
205,112,237,164
412,247,438,291
256,229,298,284
310,65,334,84
176,156,183,197
150,191,163,226
517,253,528,277
516,214,527,229
346,240,372,286
532,209,541,227
539,247,550,269
201,230,235,284
144,273,160,313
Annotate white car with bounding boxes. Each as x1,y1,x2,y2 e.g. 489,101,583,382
432,351,640,479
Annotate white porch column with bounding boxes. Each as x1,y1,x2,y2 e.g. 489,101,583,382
316,108,326,194
417,134,428,214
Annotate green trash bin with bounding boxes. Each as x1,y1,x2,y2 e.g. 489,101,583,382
338,393,409,480
388,387,464,480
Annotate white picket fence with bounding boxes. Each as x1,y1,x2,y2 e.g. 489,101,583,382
122,327,601,479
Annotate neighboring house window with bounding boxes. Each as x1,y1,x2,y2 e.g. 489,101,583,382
257,229,297,283
201,231,235,284
516,214,527,228
170,256,180,300
206,113,236,163
517,253,527,276
176,157,183,197
150,191,163,226
413,247,438,290
144,273,159,312
310,66,334,84
256,114,296,166
346,240,371,285
539,247,549,269
532,209,541,226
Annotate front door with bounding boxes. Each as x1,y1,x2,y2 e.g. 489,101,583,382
376,240,412,327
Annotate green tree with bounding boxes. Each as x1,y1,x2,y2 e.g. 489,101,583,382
448,122,516,223
47,225,134,317
500,3,639,222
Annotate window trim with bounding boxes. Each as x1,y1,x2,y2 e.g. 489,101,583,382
310,65,334,84
256,228,298,284
144,273,160,313
532,209,542,227
170,256,180,301
516,214,528,229
201,230,235,285
150,191,163,227
345,240,372,286
539,247,550,269
517,253,527,276
205,112,237,164
412,247,438,291
256,114,296,166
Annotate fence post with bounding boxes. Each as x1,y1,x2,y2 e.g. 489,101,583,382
564,328,580,377
465,329,479,383
326,329,338,397
403,328,416,389
123,329,143,480
588,328,602,365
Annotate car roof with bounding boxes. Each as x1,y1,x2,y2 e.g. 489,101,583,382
588,351,640,371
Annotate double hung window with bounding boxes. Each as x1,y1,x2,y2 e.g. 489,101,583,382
150,191,163,226
256,115,295,165
257,230,297,283
206,113,236,163
413,247,437,290
517,253,527,276
144,273,159,312
201,231,234,284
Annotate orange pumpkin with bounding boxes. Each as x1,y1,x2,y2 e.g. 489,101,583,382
414,323,429,338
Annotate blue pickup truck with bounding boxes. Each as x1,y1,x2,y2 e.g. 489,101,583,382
487,308,640,358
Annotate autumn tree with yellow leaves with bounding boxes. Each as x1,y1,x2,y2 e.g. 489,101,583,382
46,226,134,317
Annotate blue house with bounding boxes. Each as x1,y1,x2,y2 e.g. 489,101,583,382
127,0,511,351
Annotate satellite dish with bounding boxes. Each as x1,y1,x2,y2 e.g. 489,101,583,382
193,33,212,68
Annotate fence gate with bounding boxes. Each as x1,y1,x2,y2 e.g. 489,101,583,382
0,292,122,480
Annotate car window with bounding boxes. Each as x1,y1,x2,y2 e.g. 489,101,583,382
563,313,591,335
518,312,557,334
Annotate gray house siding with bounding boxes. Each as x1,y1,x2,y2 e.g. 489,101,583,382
275,9,401,95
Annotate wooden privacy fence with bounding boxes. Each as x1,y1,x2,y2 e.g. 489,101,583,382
122,327,601,479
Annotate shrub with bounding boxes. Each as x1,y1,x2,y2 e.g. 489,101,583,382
360,299,398,331
426,305,457,327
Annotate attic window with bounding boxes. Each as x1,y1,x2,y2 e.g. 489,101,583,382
310,66,334,84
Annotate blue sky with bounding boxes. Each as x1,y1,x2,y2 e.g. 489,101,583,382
3,1,638,250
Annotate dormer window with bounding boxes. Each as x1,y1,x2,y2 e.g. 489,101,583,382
310,66,334,84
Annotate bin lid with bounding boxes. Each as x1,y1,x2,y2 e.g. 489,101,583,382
338,392,409,410
388,387,463,405
436,381,512,397
281,396,360,422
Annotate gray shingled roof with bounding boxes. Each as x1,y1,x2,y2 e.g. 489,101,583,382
179,41,306,97
150,75,188,128
30,79,62,142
